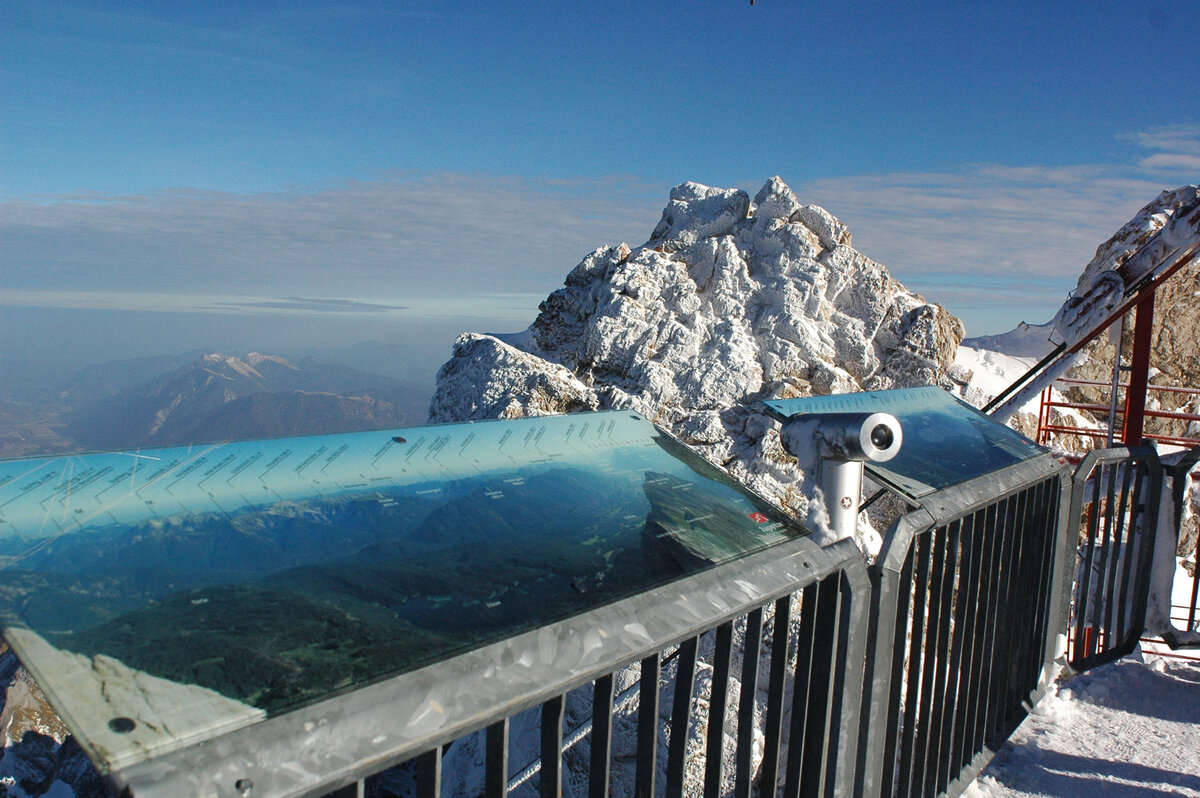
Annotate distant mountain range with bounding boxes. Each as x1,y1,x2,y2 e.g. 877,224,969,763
0,351,429,458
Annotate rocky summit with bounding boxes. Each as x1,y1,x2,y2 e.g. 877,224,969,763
430,177,963,530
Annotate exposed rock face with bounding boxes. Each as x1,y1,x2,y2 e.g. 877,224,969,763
430,177,964,529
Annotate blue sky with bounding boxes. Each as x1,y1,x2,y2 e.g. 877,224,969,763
3,1,1199,384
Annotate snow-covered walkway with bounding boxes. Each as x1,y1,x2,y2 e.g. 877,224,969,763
970,653,1200,797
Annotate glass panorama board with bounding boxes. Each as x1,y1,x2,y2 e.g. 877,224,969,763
764,386,1046,499
0,411,799,772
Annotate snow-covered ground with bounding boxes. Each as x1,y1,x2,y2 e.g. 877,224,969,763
971,652,1200,797
954,343,1040,411
972,550,1200,797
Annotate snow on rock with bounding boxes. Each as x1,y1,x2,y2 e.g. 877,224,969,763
430,177,964,542
650,182,751,247
953,345,1040,412
427,333,597,420
951,342,1102,448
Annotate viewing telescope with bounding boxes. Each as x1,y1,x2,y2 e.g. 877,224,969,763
779,412,903,540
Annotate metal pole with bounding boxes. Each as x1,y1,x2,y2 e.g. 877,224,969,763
823,459,865,541
1105,314,1126,448
1122,292,1156,445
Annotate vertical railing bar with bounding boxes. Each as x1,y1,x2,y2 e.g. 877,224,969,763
973,497,1008,754
783,583,819,798
705,622,735,798
929,521,962,792
1074,466,1104,665
1088,464,1112,660
879,540,919,798
1113,462,1139,650
912,524,950,798
800,576,841,798
1119,462,1148,647
486,719,510,798
935,519,968,796
950,508,984,778
665,636,699,798
1004,486,1038,721
734,608,764,798
966,501,1000,756
1000,487,1033,738
1107,462,1136,647
1014,481,1045,717
1127,460,1159,646
1022,478,1055,689
329,780,365,798
1010,483,1044,716
590,675,614,798
635,654,661,798
760,595,794,795
540,695,565,798
896,532,933,798
417,748,442,798
1092,463,1120,653
824,572,857,798
1028,478,1059,685
987,486,1025,743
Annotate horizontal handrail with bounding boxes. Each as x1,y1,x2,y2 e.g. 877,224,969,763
1051,377,1200,397
1037,377,1200,448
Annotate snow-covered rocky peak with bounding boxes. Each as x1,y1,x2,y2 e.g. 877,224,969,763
650,181,750,247
430,177,963,540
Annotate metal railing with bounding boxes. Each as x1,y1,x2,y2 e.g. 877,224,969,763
115,536,871,798
858,456,1071,798
1151,446,1200,651
1036,377,1200,448
1065,447,1162,669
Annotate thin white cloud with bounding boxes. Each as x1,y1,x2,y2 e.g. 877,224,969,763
1126,125,1200,173
795,161,1192,330
1,173,663,301
1140,153,1200,171
3,128,1197,340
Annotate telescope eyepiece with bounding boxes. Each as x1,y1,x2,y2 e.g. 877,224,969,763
870,423,894,451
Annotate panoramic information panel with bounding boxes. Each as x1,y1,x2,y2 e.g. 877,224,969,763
764,386,1046,499
0,411,799,773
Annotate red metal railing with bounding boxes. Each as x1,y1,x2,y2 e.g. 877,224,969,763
1037,378,1200,448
